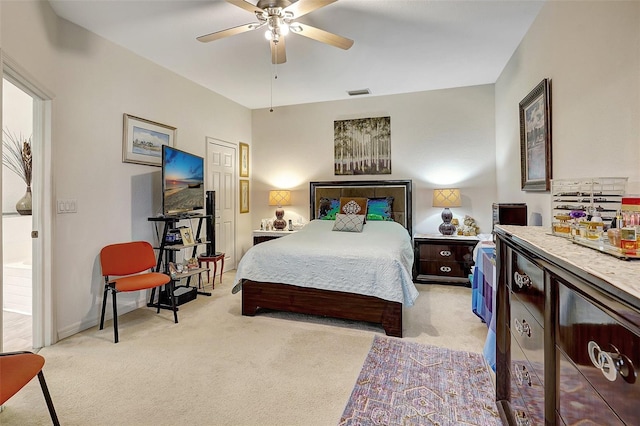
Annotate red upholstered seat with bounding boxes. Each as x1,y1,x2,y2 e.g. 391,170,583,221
0,351,59,425
111,272,171,292
99,241,174,343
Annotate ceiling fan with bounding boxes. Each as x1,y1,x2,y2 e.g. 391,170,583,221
197,0,354,64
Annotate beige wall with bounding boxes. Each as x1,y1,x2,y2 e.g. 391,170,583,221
1,1,252,339
495,1,640,227
251,85,498,237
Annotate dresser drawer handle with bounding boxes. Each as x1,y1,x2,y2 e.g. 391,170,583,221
439,250,452,257
439,266,452,273
514,318,531,338
588,341,637,384
514,410,530,426
513,271,532,289
514,364,532,387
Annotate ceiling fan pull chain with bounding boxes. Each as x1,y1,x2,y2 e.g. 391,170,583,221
270,40,279,112
270,47,275,112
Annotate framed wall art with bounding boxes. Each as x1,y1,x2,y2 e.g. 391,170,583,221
334,116,391,175
239,142,249,177
123,114,176,166
239,179,249,213
519,79,552,191
179,227,195,246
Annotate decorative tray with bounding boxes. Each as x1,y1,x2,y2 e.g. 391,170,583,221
571,238,640,260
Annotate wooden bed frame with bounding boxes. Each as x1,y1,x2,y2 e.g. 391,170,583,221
241,180,413,337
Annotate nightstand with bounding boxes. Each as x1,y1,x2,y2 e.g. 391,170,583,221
413,234,479,286
252,229,297,245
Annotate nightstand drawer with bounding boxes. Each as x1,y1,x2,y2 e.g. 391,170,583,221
418,260,466,278
418,243,473,263
252,229,298,245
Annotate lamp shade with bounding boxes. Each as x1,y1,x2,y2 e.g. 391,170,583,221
432,188,461,208
268,190,291,207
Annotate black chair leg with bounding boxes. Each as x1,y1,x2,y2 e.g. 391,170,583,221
170,282,178,324
99,284,109,330
155,287,161,314
37,371,60,426
111,289,119,343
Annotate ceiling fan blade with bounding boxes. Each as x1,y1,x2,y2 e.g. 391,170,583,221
293,23,353,50
226,0,263,15
284,0,337,18
271,37,287,64
197,23,257,43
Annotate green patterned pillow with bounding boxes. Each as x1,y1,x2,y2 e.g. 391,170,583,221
318,198,340,220
367,197,394,221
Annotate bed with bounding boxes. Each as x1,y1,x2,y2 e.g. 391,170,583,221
234,180,416,337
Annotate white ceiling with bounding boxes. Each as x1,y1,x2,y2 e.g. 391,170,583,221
48,0,544,110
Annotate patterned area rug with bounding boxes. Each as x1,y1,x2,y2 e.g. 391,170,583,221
340,336,500,425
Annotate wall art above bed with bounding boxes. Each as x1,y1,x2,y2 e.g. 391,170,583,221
334,116,391,175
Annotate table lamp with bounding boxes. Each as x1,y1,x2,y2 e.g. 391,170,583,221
433,188,461,235
269,190,291,230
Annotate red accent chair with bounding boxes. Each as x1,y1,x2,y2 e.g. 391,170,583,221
0,351,60,425
100,241,174,343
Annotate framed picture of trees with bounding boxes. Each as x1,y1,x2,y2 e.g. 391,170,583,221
334,116,391,175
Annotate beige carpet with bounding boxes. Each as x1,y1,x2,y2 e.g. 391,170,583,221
1,272,490,425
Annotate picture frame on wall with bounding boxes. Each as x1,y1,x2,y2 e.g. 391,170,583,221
239,179,249,213
519,79,552,191
239,142,249,177
123,114,176,166
334,116,391,175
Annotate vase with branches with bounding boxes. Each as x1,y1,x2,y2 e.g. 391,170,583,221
2,128,33,215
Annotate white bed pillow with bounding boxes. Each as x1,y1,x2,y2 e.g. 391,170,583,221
332,213,365,232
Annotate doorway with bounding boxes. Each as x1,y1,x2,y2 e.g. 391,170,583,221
206,137,236,271
1,56,54,351
2,78,33,351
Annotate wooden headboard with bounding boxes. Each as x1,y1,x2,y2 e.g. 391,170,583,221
309,180,413,235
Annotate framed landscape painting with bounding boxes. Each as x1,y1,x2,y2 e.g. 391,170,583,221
123,114,176,166
334,116,391,175
519,79,552,191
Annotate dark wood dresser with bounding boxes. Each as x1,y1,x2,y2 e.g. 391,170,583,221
494,225,640,425
413,234,478,285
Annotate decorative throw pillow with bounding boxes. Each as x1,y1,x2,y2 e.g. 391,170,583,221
332,213,365,232
367,197,394,221
339,197,368,220
318,198,340,220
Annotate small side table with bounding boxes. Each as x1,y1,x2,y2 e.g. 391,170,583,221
197,252,225,288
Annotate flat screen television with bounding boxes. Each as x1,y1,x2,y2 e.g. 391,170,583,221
162,145,204,216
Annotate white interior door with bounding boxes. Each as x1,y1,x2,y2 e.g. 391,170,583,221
2,57,54,350
206,137,236,271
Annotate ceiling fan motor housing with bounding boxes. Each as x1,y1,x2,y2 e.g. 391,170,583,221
257,0,293,10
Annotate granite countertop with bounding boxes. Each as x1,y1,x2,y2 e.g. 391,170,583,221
495,225,640,305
